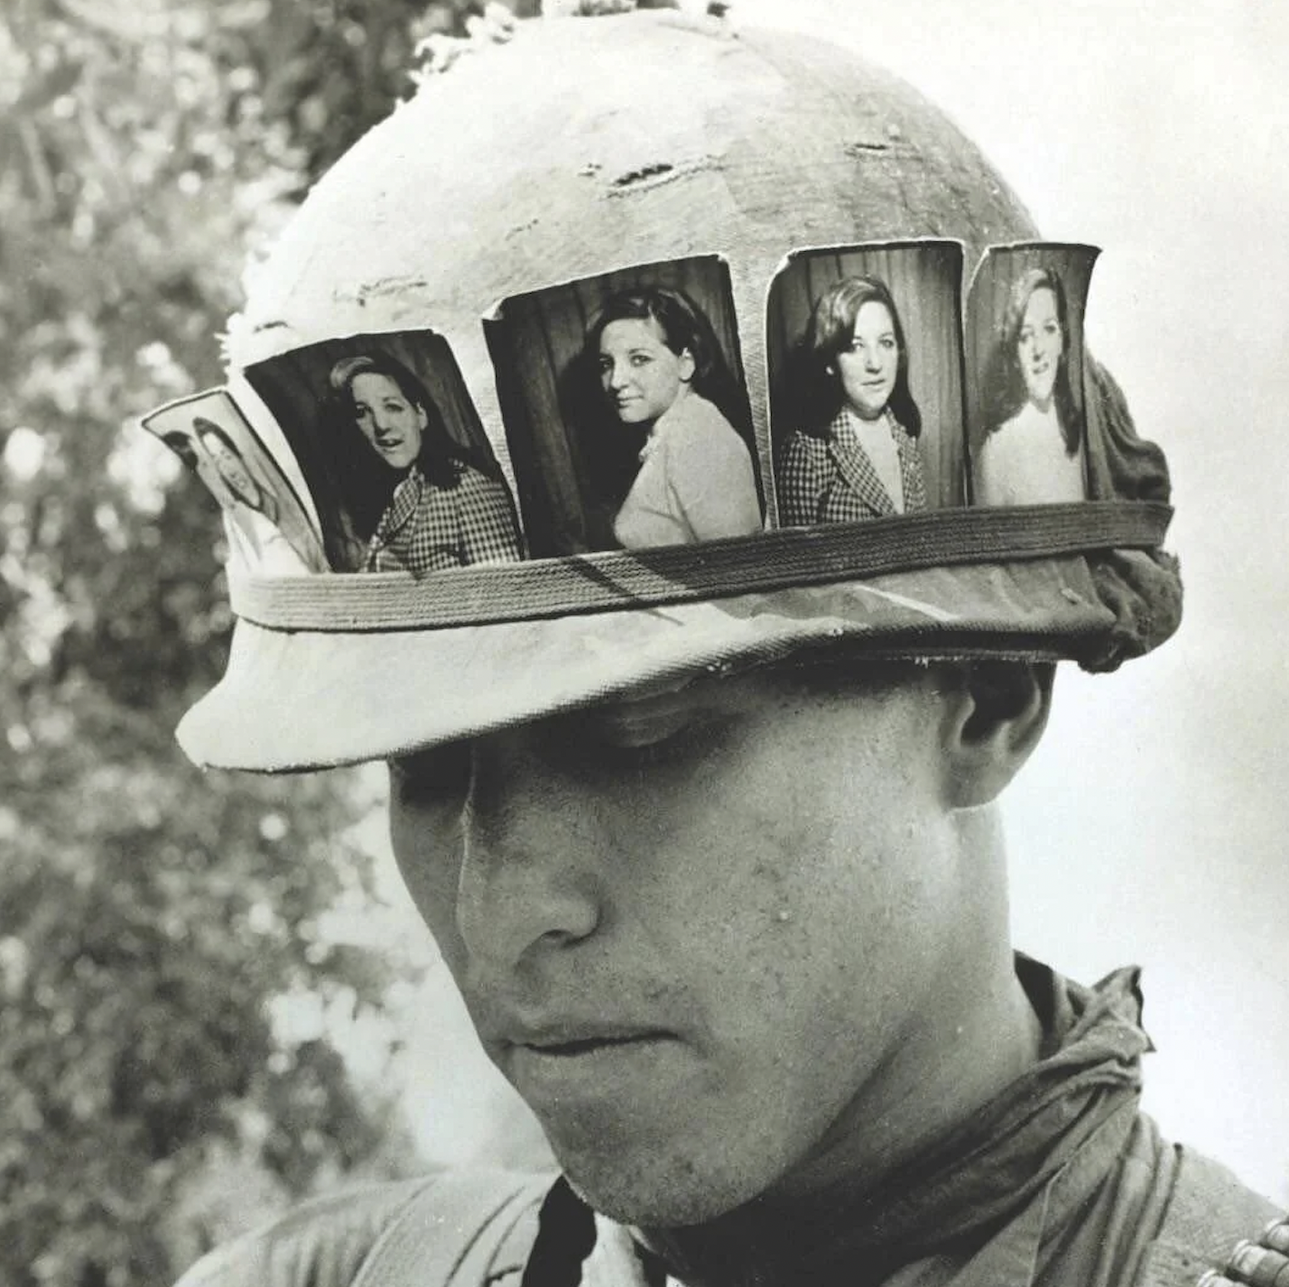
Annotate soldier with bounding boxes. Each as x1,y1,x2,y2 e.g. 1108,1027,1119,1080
163,9,1284,1286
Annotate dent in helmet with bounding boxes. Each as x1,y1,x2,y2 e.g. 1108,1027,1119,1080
243,331,524,578
141,388,328,575
965,243,1100,508
768,240,966,527
484,253,764,557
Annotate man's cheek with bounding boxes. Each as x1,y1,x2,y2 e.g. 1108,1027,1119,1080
390,804,465,938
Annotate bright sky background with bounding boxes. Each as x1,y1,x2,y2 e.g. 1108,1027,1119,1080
376,0,1289,1203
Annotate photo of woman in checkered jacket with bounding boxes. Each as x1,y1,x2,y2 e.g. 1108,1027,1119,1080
777,275,928,526
327,351,523,577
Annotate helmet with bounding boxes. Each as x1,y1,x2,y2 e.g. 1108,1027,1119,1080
150,8,1179,771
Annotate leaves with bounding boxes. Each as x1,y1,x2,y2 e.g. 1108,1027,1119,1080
0,1,505,1282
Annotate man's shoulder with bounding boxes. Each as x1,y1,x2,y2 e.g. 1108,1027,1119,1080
1139,1145,1283,1287
173,1169,552,1287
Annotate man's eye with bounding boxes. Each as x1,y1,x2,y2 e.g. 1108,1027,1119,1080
600,728,690,769
573,707,723,773
389,742,472,806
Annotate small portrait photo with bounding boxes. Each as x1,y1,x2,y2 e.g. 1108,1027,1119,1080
768,241,966,527
486,255,763,558
244,333,523,577
141,388,327,572
965,244,1100,507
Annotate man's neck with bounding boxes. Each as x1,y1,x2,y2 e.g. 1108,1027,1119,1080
639,809,1043,1285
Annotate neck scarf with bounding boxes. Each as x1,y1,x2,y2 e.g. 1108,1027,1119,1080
525,958,1152,1287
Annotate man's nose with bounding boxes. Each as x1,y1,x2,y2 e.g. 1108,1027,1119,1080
454,739,603,972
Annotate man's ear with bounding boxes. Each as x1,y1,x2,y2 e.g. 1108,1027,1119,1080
938,662,1054,808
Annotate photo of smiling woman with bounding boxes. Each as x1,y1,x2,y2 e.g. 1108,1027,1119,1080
142,387,328,573
327,352,523,577
965,244,1098,508
192,416,282,525
778,276,926,525
587,287,761,549
769,241,966,527
486,256,762,557
973,268,1086,506
243,331,522,574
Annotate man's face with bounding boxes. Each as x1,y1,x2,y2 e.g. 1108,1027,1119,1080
388,667,965,1226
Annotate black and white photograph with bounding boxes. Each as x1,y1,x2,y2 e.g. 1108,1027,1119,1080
966,244,1098,507
245,332,523,577
768,240,966,525
141,387,327,573
487,255,763,556
5,4,1288,1287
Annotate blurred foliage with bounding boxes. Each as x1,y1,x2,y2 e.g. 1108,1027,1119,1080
0,0,505,1283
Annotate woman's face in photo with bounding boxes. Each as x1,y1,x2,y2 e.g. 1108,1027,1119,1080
836,300,898,420
1017,286,1063,408
201,433,260,506
598,317,695,426
351,371,427,471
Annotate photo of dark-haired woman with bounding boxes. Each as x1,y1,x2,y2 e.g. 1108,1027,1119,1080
486,255,763,558
328,351,522,576
778,275,927,525
141,387,328,573
192,416,282,525
973,267,1086,506
585,286,761,549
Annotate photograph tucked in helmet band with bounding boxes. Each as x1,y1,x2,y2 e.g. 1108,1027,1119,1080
141,389,328,573
486,253,763,557
964,243,1099,507
139,239,1161,607
768,240,966,525
243,330,523,577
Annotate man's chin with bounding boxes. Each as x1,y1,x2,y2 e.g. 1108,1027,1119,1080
552,1141,769,1230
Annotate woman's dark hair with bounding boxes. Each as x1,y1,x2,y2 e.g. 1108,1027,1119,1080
326,351,493,542
979,267,1079,456
586,287,736,411
575,285,757,513
160,429,200,473
786,275,922,441
193,416,266,510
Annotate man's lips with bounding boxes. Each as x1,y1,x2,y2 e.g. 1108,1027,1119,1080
502,1020,673,1053
519,1032,663,1057
504,1029,681,1099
